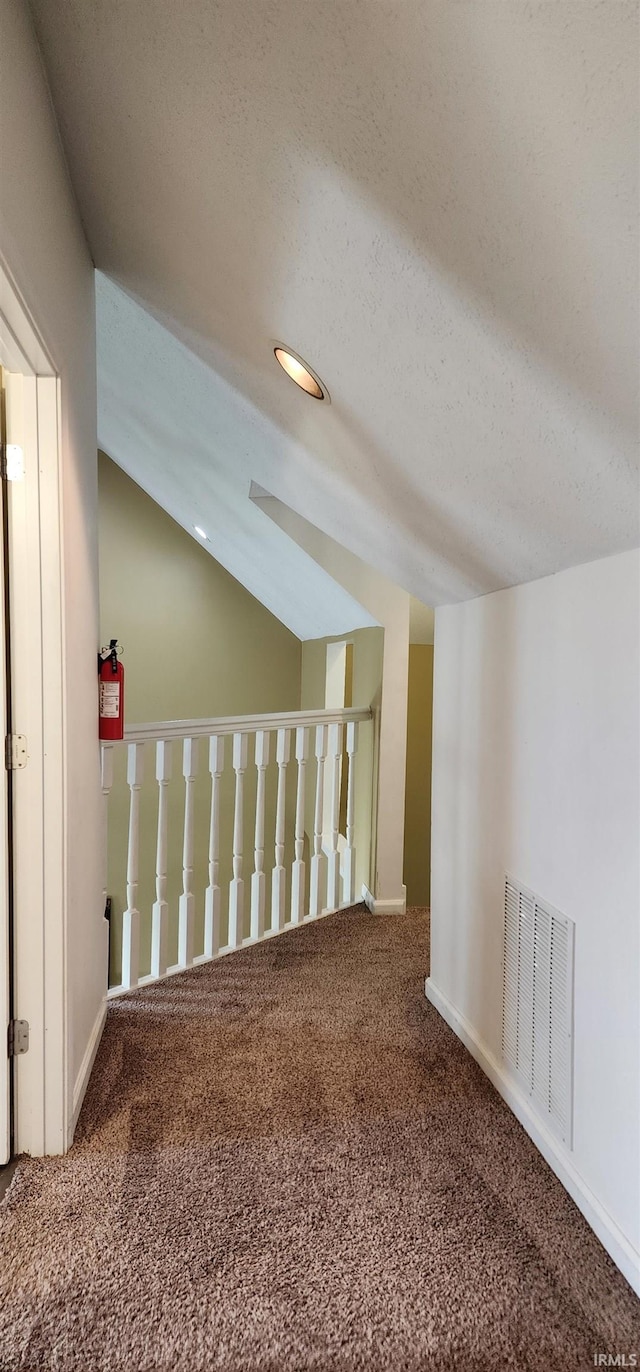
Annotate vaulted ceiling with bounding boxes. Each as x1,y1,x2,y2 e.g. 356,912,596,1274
31,0,639,610
96,274,378,639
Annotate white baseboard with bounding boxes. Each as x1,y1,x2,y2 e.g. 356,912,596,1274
70,999,107,1141
424,976,640,1297
362,884,407,915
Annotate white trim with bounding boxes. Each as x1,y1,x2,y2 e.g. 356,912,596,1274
39,378,67,1152
0,311,33,377
71,999,107,1138
8,372,46,1155
0,276,67,1158
424,975,640,1297
123,706,371,744
0,373,10,1165
0,257,55,377
362,883,407,915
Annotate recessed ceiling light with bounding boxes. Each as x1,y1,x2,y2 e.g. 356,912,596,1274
194,525,208,540
274,346,327,400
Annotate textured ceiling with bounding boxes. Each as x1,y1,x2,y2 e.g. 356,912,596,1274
31,0,639,606
96,276,377,641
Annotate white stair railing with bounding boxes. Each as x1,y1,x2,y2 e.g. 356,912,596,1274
121,742,144,990
343,721,358,905
178,737,198,969
250,730,269,942
291,726,309,924
102,706,371,997
204,735,224,959
228,732,248,950
271,727,290,933
326,722,343,912
151,739,172,979
309,724,328,919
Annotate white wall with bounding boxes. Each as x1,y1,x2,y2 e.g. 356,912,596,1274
429,548,640,1290
0,0,104,1144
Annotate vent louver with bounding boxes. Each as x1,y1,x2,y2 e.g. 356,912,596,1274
501,876,574,1146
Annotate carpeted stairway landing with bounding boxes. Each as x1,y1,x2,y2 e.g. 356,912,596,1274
1,906,638,1371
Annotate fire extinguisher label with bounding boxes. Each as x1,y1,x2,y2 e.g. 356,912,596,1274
100,681,120,718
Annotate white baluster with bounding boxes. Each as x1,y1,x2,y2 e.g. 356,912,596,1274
309,724,328,918
151,740,172,979
291,726,308,924
271,727,291,932
100,744,114,915
326,722,343,911
122,742,144,989
342,721,358,905
178,737,198,968
250,730,270,941
204,735,225,959
228,732,248,947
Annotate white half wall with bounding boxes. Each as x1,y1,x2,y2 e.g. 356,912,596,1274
1,0,105,1147
429,548,640,1289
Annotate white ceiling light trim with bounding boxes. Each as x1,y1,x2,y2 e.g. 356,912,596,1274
273,345,329,402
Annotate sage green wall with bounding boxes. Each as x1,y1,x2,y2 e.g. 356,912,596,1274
403,644,434,906
99,453,302,981
301,627,384,899
99,453,302,721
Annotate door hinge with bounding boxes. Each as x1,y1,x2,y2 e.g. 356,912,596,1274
0,444,24,481
5,734,27,770
8,1020,29,1057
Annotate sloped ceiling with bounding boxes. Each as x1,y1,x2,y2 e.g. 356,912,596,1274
31,0,639,607
96,276,378,640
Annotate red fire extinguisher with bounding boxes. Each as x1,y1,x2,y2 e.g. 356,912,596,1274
98,640,125,741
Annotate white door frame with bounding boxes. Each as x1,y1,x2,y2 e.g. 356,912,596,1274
0,256,67,1156
0,372,11,1165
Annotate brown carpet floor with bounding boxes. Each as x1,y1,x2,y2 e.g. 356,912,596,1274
0,906,638,1371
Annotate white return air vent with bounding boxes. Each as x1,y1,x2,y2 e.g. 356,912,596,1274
501,876,575,1147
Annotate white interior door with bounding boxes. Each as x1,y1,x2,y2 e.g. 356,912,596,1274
0,370,11,1166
